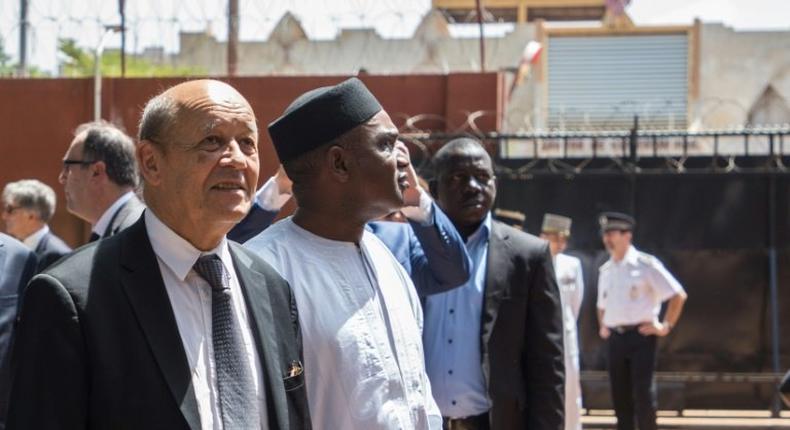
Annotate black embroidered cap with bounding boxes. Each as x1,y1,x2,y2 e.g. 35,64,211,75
267,77,383,163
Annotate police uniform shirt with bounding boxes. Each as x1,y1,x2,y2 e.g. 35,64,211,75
596,245,685,328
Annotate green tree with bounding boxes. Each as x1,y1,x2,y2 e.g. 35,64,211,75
58,38,205,77
0,36,47,77
0,36,13,75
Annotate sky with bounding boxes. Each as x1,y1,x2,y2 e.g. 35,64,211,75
1,0,789,74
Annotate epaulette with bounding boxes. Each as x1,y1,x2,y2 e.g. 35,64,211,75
636,251,657,266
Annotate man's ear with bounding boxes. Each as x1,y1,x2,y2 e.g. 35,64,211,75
91,160,107,179
326,145,350,182
137,140,164,186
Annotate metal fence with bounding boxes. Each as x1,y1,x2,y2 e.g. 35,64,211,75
407,125,790,413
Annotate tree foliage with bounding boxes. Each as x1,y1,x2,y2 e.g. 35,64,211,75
0,36,47,77
58,38,205,77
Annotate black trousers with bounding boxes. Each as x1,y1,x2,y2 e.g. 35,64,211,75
607,330,658,430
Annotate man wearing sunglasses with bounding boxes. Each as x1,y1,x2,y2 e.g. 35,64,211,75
2,179,71,272
59,121,144,242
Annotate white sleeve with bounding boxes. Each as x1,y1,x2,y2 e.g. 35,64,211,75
571,259,585,320
255,176,291,211
649,260,685,302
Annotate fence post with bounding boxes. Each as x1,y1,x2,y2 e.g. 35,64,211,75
768,173,782,417
629,115,639,166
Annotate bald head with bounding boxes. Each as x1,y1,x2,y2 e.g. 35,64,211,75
136,79,260,250
139,80,256,149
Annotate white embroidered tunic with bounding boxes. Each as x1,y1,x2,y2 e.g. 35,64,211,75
246,217,441,430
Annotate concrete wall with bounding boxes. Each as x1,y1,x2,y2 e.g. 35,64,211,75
0,73,503,247
170,11,537,76
693,23,790,129
123,13,790,131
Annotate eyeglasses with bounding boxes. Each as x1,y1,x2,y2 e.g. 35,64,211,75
62,159,97,167
61,159,97,175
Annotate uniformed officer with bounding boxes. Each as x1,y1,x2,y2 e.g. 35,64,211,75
540,213,584,430
595,212,687,430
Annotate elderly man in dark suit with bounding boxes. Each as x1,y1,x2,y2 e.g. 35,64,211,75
0,234,37,429
58,121,145,242
8,80,311,429
2,179,71,272
423,137,564,430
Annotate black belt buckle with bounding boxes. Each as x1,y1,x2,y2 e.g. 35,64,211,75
613,324,638,334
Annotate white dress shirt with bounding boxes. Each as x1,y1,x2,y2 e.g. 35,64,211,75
246,217,442,430
255,177,292,211
22,224,49,251
145,210,267,430
93,191,135,236
597,245,685,327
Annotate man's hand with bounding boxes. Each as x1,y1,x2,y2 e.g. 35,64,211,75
599,326,611,339
638,320,670,337
274,165,293,195
396,141,422,207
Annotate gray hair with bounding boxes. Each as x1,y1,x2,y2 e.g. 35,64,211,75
2,179,57,222
74,121,138,188
138,92,178,145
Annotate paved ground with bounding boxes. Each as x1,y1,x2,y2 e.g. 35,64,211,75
582,409,790,429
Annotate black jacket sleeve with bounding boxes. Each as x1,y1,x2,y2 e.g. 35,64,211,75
523,242,565,430
7,274,88,430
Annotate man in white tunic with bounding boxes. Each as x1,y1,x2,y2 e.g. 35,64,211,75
246,78,441,429
540,214,584,430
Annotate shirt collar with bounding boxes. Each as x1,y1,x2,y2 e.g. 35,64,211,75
466,212,492,245
144,210,232,282
22,225,49,251
93,191,135,235
622,245,640,266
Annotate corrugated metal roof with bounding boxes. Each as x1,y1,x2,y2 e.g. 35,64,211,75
548,34,688,130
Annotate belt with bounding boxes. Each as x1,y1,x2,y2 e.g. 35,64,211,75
443,412,489,430
611,324,640,334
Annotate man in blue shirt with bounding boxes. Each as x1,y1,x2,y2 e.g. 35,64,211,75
424,137,565,430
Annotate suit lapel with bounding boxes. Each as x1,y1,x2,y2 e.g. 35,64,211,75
118,218,201,430
481,222,511,350
230,244,289,430
0,241,6,279
34,232,49,254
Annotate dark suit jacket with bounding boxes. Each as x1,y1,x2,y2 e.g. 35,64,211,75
482,221,565,430
8,217,311,430
33,230,72,273
227,202,278,243
101,194,146,239
0,234,37,429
